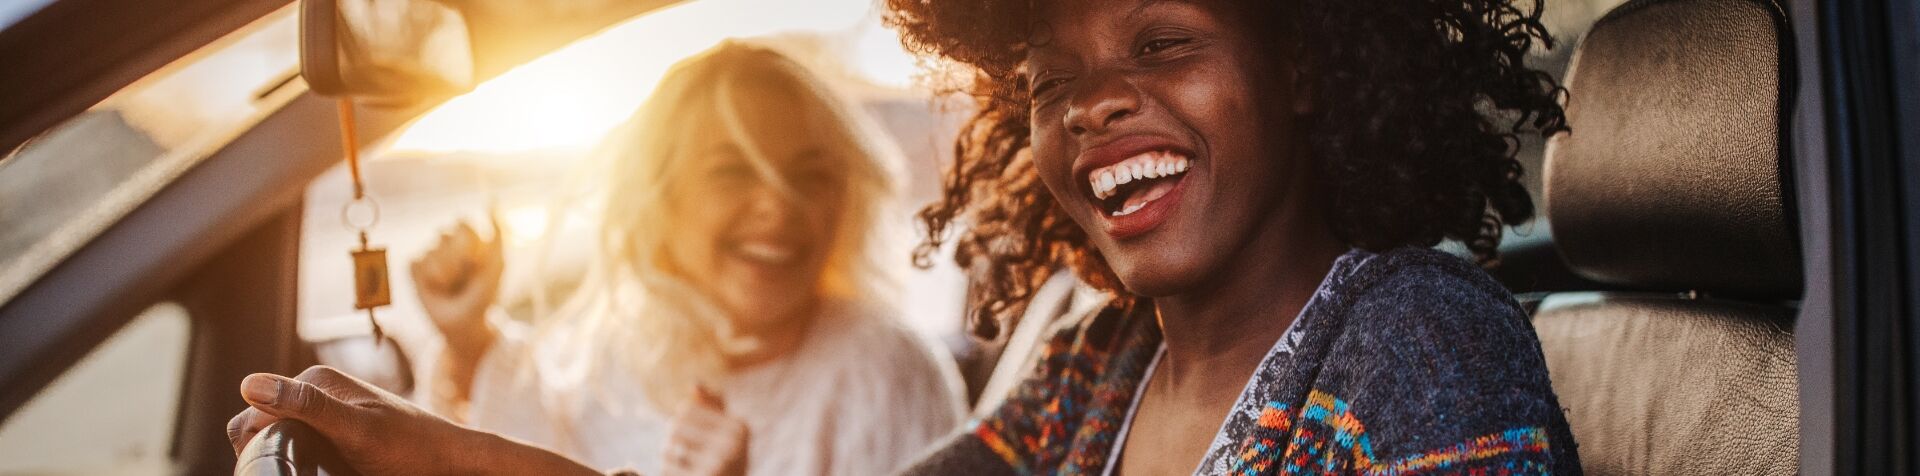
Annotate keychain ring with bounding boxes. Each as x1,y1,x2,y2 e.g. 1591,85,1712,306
341,195,381,231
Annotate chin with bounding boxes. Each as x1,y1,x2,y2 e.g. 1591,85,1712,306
1094,219,1216,297
725,284,809,316
1107,254,1205,298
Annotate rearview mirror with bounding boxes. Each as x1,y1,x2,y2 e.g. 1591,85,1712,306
301,0,476,101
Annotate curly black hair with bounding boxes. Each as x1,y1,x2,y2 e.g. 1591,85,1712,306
886,0,1568,338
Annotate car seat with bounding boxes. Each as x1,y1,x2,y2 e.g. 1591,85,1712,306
1535,0,1801,474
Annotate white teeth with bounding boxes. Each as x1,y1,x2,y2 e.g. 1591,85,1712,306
1113,201,1147,216
737,242,795,264
1089,151,1192,200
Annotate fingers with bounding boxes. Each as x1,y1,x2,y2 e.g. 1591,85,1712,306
238,367,362,438
694,385,725,412
671,405,733,432
438,226,474,284
669,388,731,434
412,224,469,288
672,389,729,431
664,386,748,475
663,432,715,475
452,221,480,254
416,217,502,294
479,210,506,277
412,235,458,293
227,406,277,456
663,426,735,475
410,256,446,293
486,206,505,249
663,404,749,476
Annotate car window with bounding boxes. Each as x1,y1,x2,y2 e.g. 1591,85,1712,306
1515,0,1633,209
0,302,192,475
0,0,53,31
293,0,972,385
0,5,301,307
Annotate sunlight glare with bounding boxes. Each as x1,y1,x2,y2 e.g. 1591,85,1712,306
387,0,877,155
502,205,551,245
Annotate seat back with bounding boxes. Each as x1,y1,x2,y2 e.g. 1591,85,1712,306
1537,0,1800,473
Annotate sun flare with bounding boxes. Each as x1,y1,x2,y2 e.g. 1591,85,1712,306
385,0,908,155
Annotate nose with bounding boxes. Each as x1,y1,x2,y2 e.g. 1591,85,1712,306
741,181,796,226
1062,71,1140,136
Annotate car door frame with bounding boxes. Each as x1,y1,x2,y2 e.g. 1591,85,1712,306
1799,0,1920,473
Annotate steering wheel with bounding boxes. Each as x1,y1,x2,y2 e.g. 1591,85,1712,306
234,420,361,476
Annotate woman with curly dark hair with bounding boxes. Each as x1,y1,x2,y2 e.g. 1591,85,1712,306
889,0,1581,474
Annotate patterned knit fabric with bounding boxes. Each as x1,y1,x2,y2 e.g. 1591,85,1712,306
901,247,1580,475
972,299,1163,474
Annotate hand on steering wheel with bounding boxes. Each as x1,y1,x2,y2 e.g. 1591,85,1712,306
226,366,601,476
228,366,470,475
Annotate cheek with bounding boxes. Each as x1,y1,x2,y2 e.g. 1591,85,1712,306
1165,59,1288,189
662,197,735,271
1169,65,1262,144
802,193,845,258
1028,115,1080,212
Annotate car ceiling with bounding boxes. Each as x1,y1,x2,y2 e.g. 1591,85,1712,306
0,0,684,156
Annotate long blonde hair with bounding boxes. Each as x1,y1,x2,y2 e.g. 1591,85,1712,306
529,41,904,413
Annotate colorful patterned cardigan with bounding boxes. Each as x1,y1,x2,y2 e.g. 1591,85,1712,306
900,247,1581,475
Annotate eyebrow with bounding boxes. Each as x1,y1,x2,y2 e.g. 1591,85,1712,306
1026,0,1174,57
1128,0,1166,20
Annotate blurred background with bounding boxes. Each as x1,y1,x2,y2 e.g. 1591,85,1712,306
290,0,976,395
0,0,1631,473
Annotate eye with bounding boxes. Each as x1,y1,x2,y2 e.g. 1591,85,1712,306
1137,37,1193,56
1030,76,1071,97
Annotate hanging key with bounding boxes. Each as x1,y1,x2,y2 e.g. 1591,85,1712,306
338,98,390,343
352,233,391,338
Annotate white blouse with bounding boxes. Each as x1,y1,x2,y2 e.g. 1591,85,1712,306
433,300,967,475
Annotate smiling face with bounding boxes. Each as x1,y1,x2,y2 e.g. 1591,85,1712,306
1025,0,1316,297
659,81,847,334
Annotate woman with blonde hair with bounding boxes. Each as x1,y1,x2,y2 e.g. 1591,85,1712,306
366,40,963,475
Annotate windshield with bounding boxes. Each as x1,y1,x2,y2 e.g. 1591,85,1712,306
295,0,969,355
0,6,301,305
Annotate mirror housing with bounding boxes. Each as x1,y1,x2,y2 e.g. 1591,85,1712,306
301,0,475,101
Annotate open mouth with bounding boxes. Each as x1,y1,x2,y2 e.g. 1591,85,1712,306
1087,150,1192,217
731,239,801,266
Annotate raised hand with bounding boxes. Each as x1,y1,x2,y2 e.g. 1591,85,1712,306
662,386,750,476
411,212,505,361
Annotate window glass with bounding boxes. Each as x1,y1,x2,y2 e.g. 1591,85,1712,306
0,5,301,306
0,0,53,31
0,303,192,475
1516,0,1634,209
293,0,970,393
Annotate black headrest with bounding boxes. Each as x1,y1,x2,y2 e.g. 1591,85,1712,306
1545,0,1799,298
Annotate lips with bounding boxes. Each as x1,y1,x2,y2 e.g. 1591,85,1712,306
1072,135,1196,240
730,239,801,266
